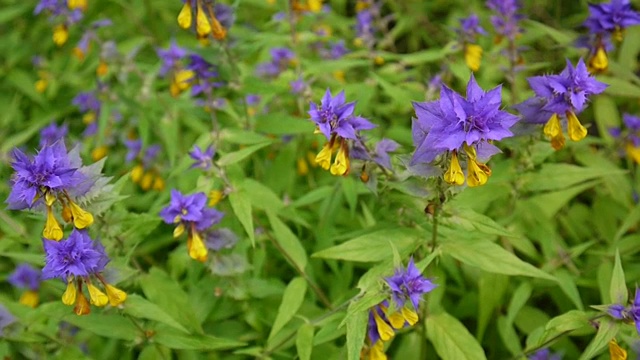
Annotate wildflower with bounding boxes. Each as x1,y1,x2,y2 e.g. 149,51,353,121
39,122,68,147
355,4,378,49
486,0,523,41
177,0,228,40
256,47,295,78
6,142,96,239
514,58,607,150
609,339,627,360
8,264,41,308
189,145,215,170
373,139,399,171
608,287,640,335
0,305,16,335
187,54,223,97
35,0,84,46
42,229,126,315
157,41,187,76
319,40,349,60
290,78,307,95
67,0,87,11
160,190,224,262
309,89,375,176
72,19,112,60
412,74,518,186
204,228,238,251
124,139,142,163
73,91,102,135
583,0,640,73
386,258,437,312
457,14,486,72
609,113,640,163
527,348,562,360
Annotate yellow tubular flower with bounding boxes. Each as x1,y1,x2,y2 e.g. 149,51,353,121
173,223,186,238
588,46,608,73
170,69,195,97
625,143,640,164
74,292,91,315
152,176,165,191
386,310,405,329
196,2,212,37
307,0,323,12
53,24,69,46
188,230,208,262
87,283,109,307
444,151,465,185
467,158,491,187
67,0,87,11
401,306,419,326
20,290,39,308
83,112,96,124
62,279,77,305
372,310,394,342
44,205,64,241
62,203,73,223
208,190,223,207
464,44,482,72
297,158,309,176
104,284,127,307
131,164,144,183
68,201,94,229
177,1,193,29
315,143,333,170
369,341,388,360
609,339,627,360
543,113,565,150
566,111,588,142
211,17,227,40
140,172,154,191
329,144,349,176
91,146,108,161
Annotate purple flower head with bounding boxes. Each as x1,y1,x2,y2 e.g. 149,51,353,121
412,74,519,164
608,287,640,335
6,142,88,210
188,54,218,79
214,3,235,29
523,58,607,119
72,92,101,113
123,139,142,163
39,122,68,147
204,228,238,251
160,190,224,232
35,0,62,15
458,14,487,41
0,305,15,334
189,145,215,170
374,139,399,170
624,113,640,131
486,0,523,40
8,264,41,291
528,348,562,360
256,47,295,77
325,40,349,60
356,9,375,47
246,94,261,106
142,145,161,169
584,0,640,35
290,78,307,94
42,229,110,281
309,89,375,141
157,41,187,76
385,258,437,309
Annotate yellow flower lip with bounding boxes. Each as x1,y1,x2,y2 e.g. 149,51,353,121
187,230,208,262
444,151,465,186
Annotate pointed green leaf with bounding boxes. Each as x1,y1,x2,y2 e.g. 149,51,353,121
346,304,368,360
217,142,271,166
578,318,619,360
229,189,255,246
610,249,628,304
296,323,314,360
123,294,188,333
267,211,308,271
426,312,487,360
268,277,307,343
312,228,421,262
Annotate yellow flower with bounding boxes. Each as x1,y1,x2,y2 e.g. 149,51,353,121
371,309,394,342
19,290,39,308
74,292,91,315
96,61,108,76
588,46,608,74
43,205,64,241
297,157,309,176
467,158,491,187
315,143,333,170
566,111,587,142
53,24,69,46
170,69,195,97
62,279,77,305
104,283,127,307
329,145,349,176
443,151,465,186
609,339,627,360
91,146,108,161
187,231,208,262
68,201,94,229
87,283,109,307
464,44,482,72
177,1,193,29
67,0,87,11
196,2,212,37
543,113,565,150
131,164,144,183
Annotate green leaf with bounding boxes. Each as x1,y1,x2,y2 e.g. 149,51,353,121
555,270,584,310
426,312,487,360
534,310,590,349
447,207,517,238
62,313,139,341
123,294,188,333
217,142,271,166
312,228,421,262
614,204,640,242
599,76,640,97
242,179,285,212
521,164,624,192
255,113,314,135
140,268,203,334
6,70,46,106
578,318,619,360
228,189,255,247
296,323,315,360
593,96,621,145
610,249,628,304
153,325,245,350
345,304,368,360
506,282,532,325
267,211,308,271
268,277,307,343
523,180,599,218
441,238,556,281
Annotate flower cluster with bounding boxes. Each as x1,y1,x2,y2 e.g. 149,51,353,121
354,1,379,49
42,229,126,315
582,0,640,73
189,145,215,170
126,140,165,192
610,113,640,163
366,259,437,360
35,0,87,46
412,75,519,187
515,59,607,150
256,47,296,78
160,190,225,262
8,264,42,308
457,14,486,72
177,0,231,41
39,122,68,148
72,90,102,137
486,0,523,41
608,287,640,335
309,89,376,176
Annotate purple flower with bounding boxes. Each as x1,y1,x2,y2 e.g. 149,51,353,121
6,142,88,210
159,190,224,232
72,92,101,113
0,305,15,334
309,89,375,141
356,9,375,47
142,145,161,169
290,78,307,94
374,139,399,170
123,139,142,163
412,74,518,173
157,41,187,76
8,264,41,291
458,14,487,41
624,113,640,131
42,229,109,280
204,228,238,251
256,47,295,77
385,258,437,310
486,0,523,40
609,287,640,335
189,145,215,170
584,0,640,35
515,58,607,149
528,348,562,360
246,94,261,106
325,40,349,60
39,122,68,147
214,3,234,29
